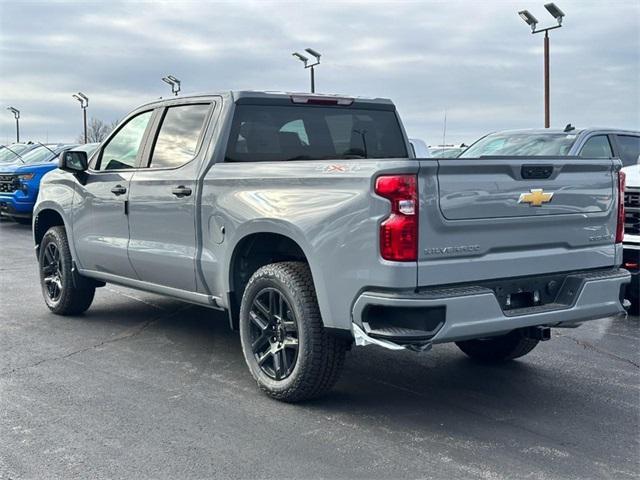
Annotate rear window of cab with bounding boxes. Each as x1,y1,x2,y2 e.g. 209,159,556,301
225,104,408,162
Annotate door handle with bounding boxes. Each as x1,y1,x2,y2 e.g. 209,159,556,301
111,185,127,196
172,186,192,198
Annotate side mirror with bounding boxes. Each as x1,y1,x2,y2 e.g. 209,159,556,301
59,150,88,173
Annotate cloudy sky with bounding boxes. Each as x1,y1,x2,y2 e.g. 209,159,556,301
0,0,638,145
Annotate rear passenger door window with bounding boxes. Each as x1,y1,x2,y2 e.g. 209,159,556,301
148,104,211,169
579,135,613,158
614,135,640,166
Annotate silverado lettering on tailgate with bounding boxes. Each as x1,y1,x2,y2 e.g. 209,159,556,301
425,245,481,255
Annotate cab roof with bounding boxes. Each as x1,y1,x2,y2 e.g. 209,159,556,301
138,90,396,111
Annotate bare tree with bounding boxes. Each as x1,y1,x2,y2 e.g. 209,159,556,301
77,118,119,144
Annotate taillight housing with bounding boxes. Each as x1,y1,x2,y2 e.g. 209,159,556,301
375,174,418,261
616,170,626,243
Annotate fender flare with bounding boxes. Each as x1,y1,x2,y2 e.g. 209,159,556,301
33,202,77,261
223,219,333,327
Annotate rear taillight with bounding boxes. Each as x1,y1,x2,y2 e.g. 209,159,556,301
375,174,418,261
616,170,626,243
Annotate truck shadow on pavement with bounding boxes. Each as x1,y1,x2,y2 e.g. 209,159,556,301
83,295,634,436
7,285,636,478
4,217,638,478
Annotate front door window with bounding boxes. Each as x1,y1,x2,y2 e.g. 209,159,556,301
97,111,153,171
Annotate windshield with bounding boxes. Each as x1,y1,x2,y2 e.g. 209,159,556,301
0,144,39,163
20,145,69,165
225,105,408,162
2,144,32,155
19,146,52,164
430,148,465,158
460,132,577,158
0,147,22,163
12,144,33,154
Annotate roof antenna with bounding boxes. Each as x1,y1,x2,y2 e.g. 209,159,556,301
564,123,575,132
441,110,447,154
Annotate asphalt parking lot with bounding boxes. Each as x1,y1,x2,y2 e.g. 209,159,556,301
1,219,638,480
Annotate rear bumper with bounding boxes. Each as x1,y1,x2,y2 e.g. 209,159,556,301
352,268,630,348
623,245,639,300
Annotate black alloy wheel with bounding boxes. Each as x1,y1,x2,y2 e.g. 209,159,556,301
41,241,63,303
239,261,347,402
38,226,95,315
249,287,299,381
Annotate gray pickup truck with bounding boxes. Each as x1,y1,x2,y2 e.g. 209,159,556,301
33,91,630,402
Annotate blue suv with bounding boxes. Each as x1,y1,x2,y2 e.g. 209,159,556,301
0,143,97,224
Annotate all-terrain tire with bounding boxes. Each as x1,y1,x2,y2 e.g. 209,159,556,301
39,226,95,315
239,261,347,402
455,329,540,362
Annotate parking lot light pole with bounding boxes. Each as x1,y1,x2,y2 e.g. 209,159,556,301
72,93,89,143
162,75,181,96
518,3,565,128
292,48,321,93
7,107,20,142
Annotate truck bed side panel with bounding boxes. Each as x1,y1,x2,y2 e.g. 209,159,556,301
199,159,419,330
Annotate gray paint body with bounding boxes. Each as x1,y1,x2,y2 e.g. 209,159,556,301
34,91,629,347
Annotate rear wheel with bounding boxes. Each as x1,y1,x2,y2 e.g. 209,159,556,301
239,261,347,402
455,329,539,362
39,226,95,315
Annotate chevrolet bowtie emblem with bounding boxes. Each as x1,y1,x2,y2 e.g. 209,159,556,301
518,188,554,207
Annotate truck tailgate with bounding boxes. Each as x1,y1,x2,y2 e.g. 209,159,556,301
417,158,620,287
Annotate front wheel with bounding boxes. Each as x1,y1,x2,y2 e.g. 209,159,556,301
239,262,347,402
455,329,539,362
39,226,95,315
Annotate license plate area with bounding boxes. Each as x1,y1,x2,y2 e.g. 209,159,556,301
490,273,568,312
506,291,536,309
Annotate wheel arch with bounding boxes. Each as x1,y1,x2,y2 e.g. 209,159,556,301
34,205,104,290
33,205,74,259
34,207,65,246
225,226,328,329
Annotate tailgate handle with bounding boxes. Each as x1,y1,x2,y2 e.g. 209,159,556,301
521,165,553,179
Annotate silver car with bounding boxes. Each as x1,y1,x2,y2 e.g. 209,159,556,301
460,127,640,166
